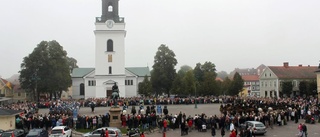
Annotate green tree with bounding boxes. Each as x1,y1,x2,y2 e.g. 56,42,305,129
229,72,244,95
19,40,72,102
67,57,79,73
151,44,177,96
194,63,204,82
308,80,317,96
201,71,218,96
217,71,229,80
281,81,293,97
221,77,232,95
177,65,192,77
171,74,185,95
183,70,196,95
299,81,308,96
138,75,152,97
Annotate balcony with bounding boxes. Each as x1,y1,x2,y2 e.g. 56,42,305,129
96,17,125,23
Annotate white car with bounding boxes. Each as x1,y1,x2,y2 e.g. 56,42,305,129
50,126,72,137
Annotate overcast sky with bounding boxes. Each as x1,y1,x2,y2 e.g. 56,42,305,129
1,0,320,78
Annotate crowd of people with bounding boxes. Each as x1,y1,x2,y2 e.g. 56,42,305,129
0,95,319,137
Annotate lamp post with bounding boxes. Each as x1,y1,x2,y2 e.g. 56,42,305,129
32,69,40,103
194,82,197,109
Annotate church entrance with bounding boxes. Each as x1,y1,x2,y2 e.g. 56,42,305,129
106,90,112,98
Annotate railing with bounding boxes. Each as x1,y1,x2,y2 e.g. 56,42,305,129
96,17,125,23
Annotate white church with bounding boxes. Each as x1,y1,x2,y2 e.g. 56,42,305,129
71,0,150,99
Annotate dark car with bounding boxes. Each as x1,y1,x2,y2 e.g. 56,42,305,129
1,129,26,137
0,129,4,136
26,129,49,137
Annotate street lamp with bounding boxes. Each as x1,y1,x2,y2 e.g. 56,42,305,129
194,82,197,109
32,69,40,103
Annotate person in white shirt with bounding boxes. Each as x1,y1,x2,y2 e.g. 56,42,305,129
229,122,234,131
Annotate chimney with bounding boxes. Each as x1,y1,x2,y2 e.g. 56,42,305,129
298,64,302,67
283,62,289,68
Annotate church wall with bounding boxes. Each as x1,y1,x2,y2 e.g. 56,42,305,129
72,78,84,99
125,77,137,97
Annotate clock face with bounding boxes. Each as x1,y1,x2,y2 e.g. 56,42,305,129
106,20,114,28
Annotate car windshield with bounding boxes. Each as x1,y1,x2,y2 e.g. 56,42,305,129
255,123,265,127
1,133,13,137
51,129,63,134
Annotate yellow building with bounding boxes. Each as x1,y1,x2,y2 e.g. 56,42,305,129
0,109,22,130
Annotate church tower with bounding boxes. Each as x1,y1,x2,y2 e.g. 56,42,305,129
94,0,126,97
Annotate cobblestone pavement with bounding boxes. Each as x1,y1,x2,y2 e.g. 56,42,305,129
39,104,320,137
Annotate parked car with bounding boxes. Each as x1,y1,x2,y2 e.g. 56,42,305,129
1,129,26,137
240,121,267,135
27,128,49,137
49,126,72,137
82,127,122,137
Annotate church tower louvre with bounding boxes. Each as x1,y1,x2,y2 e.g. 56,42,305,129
94,0,126,97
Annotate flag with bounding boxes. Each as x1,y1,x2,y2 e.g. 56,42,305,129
6,82,12,90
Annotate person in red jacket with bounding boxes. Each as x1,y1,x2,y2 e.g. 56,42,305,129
229,129,236,137
105,128,109,137
163,119,168,132
140,132,145,137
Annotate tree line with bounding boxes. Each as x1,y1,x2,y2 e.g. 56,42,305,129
138,44,244,97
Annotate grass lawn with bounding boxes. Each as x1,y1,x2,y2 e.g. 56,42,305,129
75,128,92,133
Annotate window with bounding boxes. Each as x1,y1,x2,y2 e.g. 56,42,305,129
270,73,271,77
265,91,267,97
88,80,96,86
80,83,85,95
108,5,113,12
109,66,112,74
108,54,112,62
274,81,276,87
125,80,134,85
269,81,272,87
261,82,263,87
107,39,113,52
18,92,21,96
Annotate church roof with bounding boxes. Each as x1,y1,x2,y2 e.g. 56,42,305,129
72,68,95,78
126,67,151,77
0,108,23,115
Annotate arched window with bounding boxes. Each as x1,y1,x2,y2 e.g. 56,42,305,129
107,39,113,52
108,5,113,12
80,83,85,95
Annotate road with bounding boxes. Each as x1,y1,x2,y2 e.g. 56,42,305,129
39,104,320,137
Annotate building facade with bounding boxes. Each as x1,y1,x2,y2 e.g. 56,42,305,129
260,62,318,98
231,64,265,97
71,0,150,99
